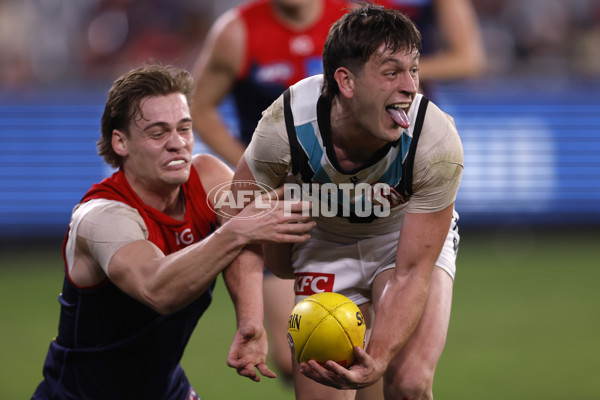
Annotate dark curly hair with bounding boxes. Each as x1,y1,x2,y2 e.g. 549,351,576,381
97,64,194,168
322,4,422,99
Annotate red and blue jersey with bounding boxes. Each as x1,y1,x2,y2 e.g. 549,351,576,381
33,167,216,399
232,0,348,144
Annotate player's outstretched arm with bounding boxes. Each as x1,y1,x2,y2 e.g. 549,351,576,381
222,156,313,381
106,155,313,316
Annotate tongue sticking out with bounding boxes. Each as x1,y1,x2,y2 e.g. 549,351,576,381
386,107,410,129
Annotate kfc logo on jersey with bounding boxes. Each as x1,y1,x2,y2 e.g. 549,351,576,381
294,272,335,295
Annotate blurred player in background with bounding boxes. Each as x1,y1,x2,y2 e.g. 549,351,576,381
190,0,348,381
31,64,315,399
377,0,486,98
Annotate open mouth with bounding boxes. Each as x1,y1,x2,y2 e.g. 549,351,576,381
166,159,186,167
385,103,410,129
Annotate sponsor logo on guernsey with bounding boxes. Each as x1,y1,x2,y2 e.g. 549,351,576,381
290,34,314,56
256,63,293,83
294,272,335,295
175,228,195,246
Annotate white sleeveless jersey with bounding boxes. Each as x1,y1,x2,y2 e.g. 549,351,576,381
245,74,463,238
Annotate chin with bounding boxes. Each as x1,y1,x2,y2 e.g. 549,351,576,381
382,126,403,142
164,169,190,186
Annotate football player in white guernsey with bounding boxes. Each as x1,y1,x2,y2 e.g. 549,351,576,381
226,5,463,400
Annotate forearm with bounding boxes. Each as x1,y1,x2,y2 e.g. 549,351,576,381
420,0,485,81
418,52,484,82
367,271,431,366
193,109,246,167
138,227,248,313
223,245,265,328
366,207,453,367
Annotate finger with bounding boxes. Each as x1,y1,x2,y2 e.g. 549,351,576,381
236,365,259,382
268,233,311,244
256,185,286,205
278,220,316,234
299,361,322,380
324,360,352,378
304,360,333,379
301,361,341,387
278,199,313,214
351,345,370,365
256,362,277,379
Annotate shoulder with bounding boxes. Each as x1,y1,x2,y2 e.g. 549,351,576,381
191,154,234,226
290,74,324,97
74,198,141,221
192,154,234,194
66,199,148,278
237,0,271,20
418,100,463,163
204,6,245,56
71,199,147,248
289,75,324,122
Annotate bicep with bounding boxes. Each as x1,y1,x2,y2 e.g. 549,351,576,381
106,239,165,304
191,11,244,109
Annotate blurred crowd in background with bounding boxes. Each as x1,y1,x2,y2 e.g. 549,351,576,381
1,0,600,89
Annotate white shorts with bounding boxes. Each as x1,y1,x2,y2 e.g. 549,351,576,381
291,211,459,306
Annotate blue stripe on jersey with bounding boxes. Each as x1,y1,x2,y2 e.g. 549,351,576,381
313,167,332,183
401,131,412,161
379,155,404,187
296,122,323,174
378,131,412,186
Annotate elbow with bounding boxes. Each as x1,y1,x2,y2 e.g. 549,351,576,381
465,50,487,78
141,287,181,316
268,267,295,279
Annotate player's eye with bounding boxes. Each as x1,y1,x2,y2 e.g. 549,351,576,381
148,130,166,139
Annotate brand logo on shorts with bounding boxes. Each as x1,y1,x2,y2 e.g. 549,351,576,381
294,272,335,295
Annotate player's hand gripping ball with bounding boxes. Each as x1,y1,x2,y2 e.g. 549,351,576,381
287,292,366,367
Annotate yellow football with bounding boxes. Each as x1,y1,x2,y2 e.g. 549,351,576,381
286,292,366,367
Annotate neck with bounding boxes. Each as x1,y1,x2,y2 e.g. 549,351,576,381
124,171,185,219
329,97,385,169
271,0,323,29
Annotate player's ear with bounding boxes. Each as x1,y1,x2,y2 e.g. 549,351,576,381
334,67,354,99
112,129,129,157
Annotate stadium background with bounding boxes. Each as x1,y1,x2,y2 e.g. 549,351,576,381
1,0,599,398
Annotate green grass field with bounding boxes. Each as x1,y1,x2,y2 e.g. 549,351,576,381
1,228,599,399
